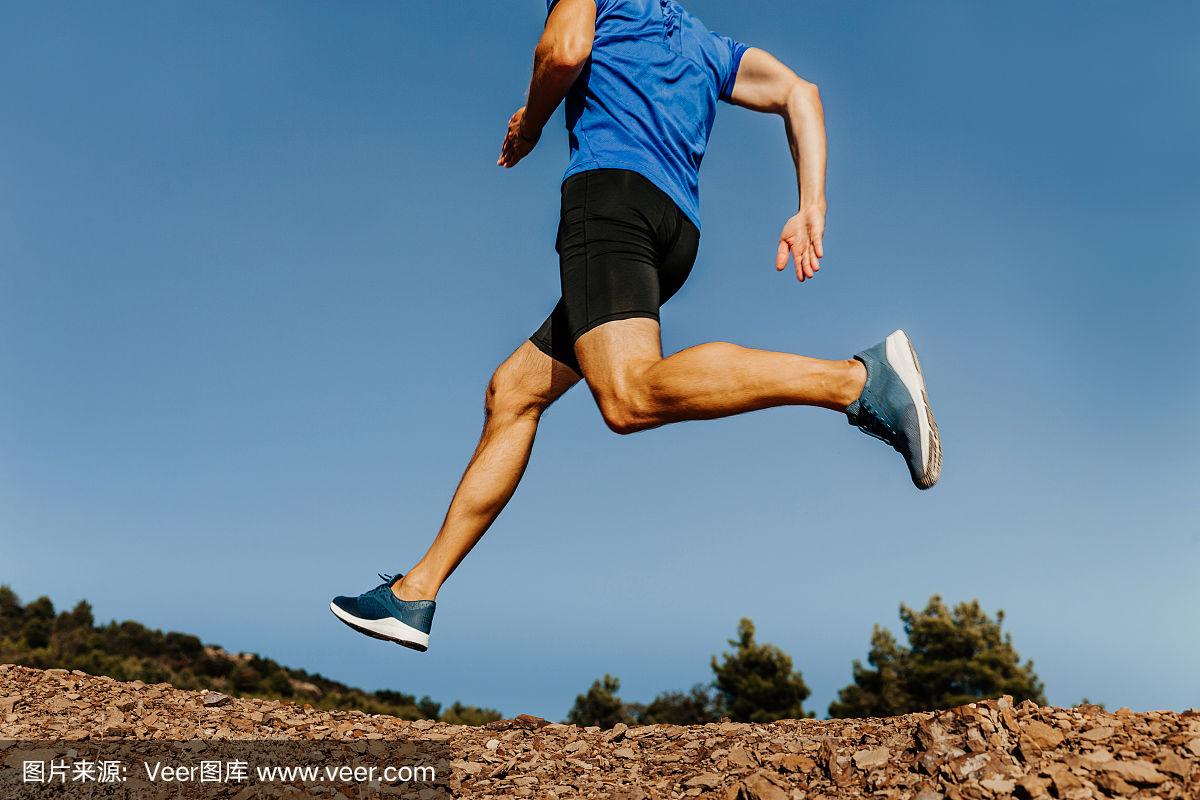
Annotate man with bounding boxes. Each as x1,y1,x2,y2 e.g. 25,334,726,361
330,0,941,651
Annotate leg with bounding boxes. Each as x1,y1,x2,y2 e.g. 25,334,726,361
395,341,579,600
547,173,862,432
574,317,865,434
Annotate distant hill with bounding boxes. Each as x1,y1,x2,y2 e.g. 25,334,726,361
0,585,499,725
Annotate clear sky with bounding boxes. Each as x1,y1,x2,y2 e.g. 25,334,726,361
2,1,1197,720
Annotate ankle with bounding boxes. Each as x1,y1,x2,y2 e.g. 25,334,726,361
840,358,867,410
392,574,437,602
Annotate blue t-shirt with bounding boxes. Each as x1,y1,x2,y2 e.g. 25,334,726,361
546,0,747,229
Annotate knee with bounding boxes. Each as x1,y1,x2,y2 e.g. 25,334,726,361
596,387,654,435
485,363,546,422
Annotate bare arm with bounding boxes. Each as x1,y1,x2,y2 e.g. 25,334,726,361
498,0,596,168
729,48,827,282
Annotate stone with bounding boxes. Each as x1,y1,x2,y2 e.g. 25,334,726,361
1021,720,1064,750
947,752,991,781
1016,774,1051,798
1079,748,1113,767
1156,751,1190,777
514,713,548,728
965,726,988,753
1045,765,1084,795
852,746,890,770
1093,771,1136,796
728,745,756,768
978,777,1014,793
916,717,951,751
684,772,722,789
611,788,646,800
1097,759,1167,785
605,722,629,742
201,692,230,707
770,753,815,773
612,747,636,759
1079,726,1114,741
740,771,788,800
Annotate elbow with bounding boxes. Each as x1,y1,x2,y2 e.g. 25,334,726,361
777,78,820,117
538,37,592,73
787,78,820,108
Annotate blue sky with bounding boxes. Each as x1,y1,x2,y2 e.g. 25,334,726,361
2,1,1197,719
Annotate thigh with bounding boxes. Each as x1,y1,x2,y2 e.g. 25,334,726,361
558,170,664,342
657,216,700,306
573,317,662,402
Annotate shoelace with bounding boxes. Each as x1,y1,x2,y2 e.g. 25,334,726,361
363,573,403,601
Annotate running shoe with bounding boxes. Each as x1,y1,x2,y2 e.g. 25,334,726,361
330,573,435,651
846,330,942,489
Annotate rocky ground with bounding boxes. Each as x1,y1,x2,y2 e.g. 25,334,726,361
1,664,1197,799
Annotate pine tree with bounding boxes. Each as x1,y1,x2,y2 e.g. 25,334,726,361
829,596,1047,717
711,618,812,722
565,674,633,728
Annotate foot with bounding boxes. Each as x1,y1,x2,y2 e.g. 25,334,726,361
329,573,436,651
845,330,942,489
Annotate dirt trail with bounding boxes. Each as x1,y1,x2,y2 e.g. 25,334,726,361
1,664,1197,798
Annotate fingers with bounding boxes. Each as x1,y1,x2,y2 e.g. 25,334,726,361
778,212,826,283
782,240,822,283
501,138,530,168
791,241,811,282
497,128,513,166
498,135,523,168
497,112,524,168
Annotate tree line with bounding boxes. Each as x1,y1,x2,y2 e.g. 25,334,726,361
567,596,1047,726
0,585,501,724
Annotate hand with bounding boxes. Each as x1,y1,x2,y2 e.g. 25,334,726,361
775,206,826,282
497,107,540,168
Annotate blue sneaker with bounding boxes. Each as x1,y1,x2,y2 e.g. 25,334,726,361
329,573,435,651
846,330,942,489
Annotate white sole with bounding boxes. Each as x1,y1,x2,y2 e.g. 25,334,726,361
329,601,430,651
883,330,942,489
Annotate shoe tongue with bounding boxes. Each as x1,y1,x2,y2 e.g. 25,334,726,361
845,353,875,419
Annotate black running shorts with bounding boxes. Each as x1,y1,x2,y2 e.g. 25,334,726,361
530,169,700,374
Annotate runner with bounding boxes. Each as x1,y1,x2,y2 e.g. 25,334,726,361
331,0,941,651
